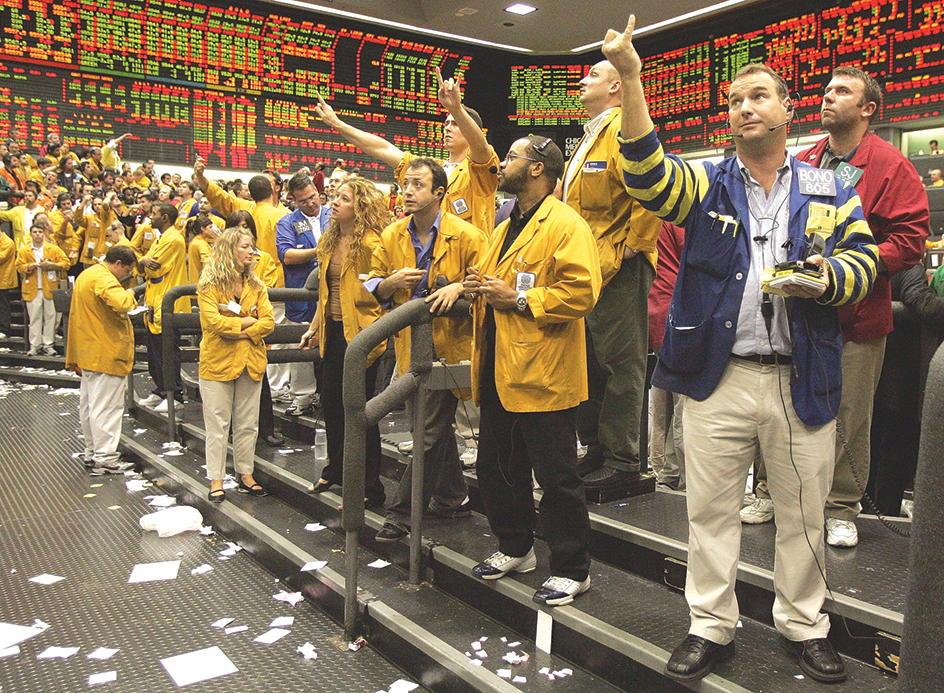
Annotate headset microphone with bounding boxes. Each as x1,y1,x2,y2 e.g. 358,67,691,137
488,165,499,174
725,118,744,139
768,104,796,132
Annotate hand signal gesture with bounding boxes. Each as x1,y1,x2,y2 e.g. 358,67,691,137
602,14,642,79
436,67,463,112
314,93,341,129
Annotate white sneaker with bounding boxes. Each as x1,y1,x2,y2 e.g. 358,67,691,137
153,398,169,412
825,518,858,547
90,460,134,475
533,575,591,606
460,446,478,467
0,332,7,339
397,439,414,455
138,393,163,407
740,497,775,524
471,547,537,580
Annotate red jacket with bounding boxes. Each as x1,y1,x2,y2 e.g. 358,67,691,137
648,222,685,351
798,132,929,342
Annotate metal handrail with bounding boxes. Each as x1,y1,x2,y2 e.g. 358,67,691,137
160,284,319,440
340,296,471,640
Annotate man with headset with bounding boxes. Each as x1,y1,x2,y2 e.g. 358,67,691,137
603,17,878,683
742,67,929,547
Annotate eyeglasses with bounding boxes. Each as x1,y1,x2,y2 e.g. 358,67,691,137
503,153,540,165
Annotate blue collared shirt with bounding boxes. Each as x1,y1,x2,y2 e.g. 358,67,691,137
364,211,441,305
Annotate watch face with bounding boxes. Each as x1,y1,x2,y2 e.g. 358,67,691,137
516,294,528,311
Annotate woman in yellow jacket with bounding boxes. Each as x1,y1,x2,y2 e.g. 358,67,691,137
17,224,70,355
186,213,219,285
300,178,388,506
198,227,275,503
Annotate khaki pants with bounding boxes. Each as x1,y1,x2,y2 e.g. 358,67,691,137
79,370,126,466
27,292,56,350
200,371,263,481
683,359,833,644
650,386,685,489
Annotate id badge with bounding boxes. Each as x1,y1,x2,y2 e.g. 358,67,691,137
451,197,469,216
834,162,864,188
796,168,837,197
293,220,311,234
515,272,535,291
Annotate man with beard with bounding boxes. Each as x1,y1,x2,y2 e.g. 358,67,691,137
463,136,601,606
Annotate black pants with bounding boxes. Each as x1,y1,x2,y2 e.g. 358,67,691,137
0,287,12,335
319,320,385,504
146,328,182,399
476,369,591,582
259,373,275,439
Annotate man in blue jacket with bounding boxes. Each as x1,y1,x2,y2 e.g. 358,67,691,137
603,16,878,685
275,171,331,415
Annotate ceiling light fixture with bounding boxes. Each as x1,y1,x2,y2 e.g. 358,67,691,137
570,0,754,52
266,0,533,53
505,3,537,15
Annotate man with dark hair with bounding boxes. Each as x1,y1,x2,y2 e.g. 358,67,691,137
463,136,601,607
605,18,878,681
564,59,662,485
930,139,942,155
274,170,330,415
175,180,197,228
743,67,929,548
137,202,188,411
66,244,138,475
363,158,487,539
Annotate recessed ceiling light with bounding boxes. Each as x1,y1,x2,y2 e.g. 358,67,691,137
505,3,537,15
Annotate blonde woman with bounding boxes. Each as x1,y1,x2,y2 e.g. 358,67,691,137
300,178,387,507
198,227,275,502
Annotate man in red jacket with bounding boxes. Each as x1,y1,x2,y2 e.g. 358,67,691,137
741,66,929,547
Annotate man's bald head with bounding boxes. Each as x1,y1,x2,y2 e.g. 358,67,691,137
579,60,622,118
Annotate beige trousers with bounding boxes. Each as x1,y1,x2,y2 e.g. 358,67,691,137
79,370,126,466
683,358,833,644
200,371,263,481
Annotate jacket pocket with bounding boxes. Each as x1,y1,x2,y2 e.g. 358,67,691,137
504,339,549,390
659,320,711,374
579,167,611,212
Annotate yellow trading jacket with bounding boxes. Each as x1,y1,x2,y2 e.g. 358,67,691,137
65,263,137,376
0,232,17,290
143,227,189,334
73,205,117,265
396,150,499,235
16,241,69,300
368,212,486,385
314,230,386,368
471,196,601,413
197,280,274,381
564,108,661,287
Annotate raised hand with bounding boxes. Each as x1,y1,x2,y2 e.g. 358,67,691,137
436,67,463,113
314,93,342,129
602,14,642,79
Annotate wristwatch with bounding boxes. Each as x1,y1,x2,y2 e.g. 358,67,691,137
516,290,528,313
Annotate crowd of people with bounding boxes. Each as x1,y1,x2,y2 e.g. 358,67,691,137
1,16,939,684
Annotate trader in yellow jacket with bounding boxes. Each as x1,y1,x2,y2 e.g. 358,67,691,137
0,230,17,338
364,158,487,543
65,245,138,475
464,136,601,607
17,224,70,355
137,203,189,410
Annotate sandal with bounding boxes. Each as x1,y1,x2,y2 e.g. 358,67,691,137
238,479,268,497
208,488,225,503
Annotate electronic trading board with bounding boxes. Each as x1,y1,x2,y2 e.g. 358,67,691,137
510,0,944,153
0,0,473,173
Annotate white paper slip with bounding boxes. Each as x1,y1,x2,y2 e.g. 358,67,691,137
272,591,304,606
270,616,294,628
211,618,234,629
87,647,119,660
160,646,238,687
367,559,390,569
29,574,65,585
497,669,512,679
199,526,215,535
125,480,150,492
128,560,180,584
0,646,20,658
88,671,117,686
191,564,213,576
147,496,177,507
253,628,290,645
300,561,327,572
37,646,80,659
127,306,148,316
388,681,420,693
224,625,248,635
304,523,326,532
513,676,527,683
297,642,318,660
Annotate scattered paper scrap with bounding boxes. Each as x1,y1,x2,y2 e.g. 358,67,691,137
125,480,150,492
37,646,80,659
348,637,367,651
191,564,213,576
219,542,242,557
300,561,327,572
107,506,121,511
304,523,326,532
497,669,512,679
162,441,183,450
162,450,184,457
507,641,521,648
297,642,318,660
72,452,85,459
469,659,482,667
0,646,20,658
254,628,290,645
199,526,215,535
88,671,117,686
513,676,527,683
147,496,176,508
475,651,487,659
270,616,294,628
160,646,238,688
224,626,248,635
388,681,420,693
132,428,147,436
32,620,50,631
29,574,65,585
90,484,103,488
539,667,550,675
273,591,304,606
502,651,529,665
84,493,97,498
367,559,390,569
128,560,180,584
277,449,294,455
87,648,119,660
211,618,234,629
470,641,482,651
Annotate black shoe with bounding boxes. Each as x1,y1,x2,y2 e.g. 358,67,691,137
425,496,472,519
375,522,408,542
263,433,285,447
238,479,268,496
781,636,846,683
208,489,225,503
307,479,336,494
664,635,735,682
365,497,386,510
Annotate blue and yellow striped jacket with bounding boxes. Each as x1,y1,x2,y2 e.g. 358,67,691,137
618,128,878,426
